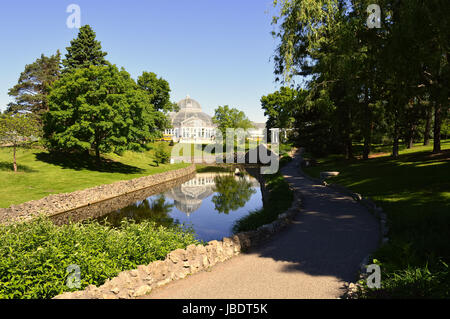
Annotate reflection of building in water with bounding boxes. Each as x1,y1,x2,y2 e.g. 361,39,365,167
164,173,259,217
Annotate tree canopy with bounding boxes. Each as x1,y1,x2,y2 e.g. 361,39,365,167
270,0,449,157
212,105,254,135
7,52,61,117
43,64,164,159
137,72,177,113
62,25,108,72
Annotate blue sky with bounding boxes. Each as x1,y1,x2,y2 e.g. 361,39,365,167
0,0,283,123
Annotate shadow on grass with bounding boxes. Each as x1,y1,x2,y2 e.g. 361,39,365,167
35,152,144,174
0,161,38,173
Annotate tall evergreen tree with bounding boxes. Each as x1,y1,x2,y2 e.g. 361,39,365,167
62,25,108,72
7,51,61,116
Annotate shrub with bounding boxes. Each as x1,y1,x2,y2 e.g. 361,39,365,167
154,143,170,166
0,217,198,299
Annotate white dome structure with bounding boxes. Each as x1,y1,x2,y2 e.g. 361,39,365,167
164,95,217,144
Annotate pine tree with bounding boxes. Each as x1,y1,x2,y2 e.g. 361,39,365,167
62,25,108,72
7,51,61,116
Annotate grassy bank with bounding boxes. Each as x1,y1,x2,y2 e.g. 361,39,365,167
0,217,199,299
303,140,450,298
0,142,189,208
233,168,293,233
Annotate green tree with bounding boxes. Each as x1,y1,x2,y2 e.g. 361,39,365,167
212,105,254,135
137,71,176,133
7,52,61,117
271,0,449,158
261,87,304,131
137,72,177,113
62,25,108,72
43,64,161,160
0,113,42,172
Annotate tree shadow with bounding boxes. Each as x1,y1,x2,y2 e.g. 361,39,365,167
0,161,38,173
149,161,159,167
34,152,144,174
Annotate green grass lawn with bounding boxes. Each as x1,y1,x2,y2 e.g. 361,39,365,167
303,140,450,298
0,142,189,208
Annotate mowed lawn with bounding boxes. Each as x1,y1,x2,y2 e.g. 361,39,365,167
0,143,189,208
304,140,450,297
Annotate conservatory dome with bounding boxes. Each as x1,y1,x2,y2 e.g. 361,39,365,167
164,95,217,143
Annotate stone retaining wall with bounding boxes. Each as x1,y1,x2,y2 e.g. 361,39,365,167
0,164,196,225
54,183,303,299
50,172,196,226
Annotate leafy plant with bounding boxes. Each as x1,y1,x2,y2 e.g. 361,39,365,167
0,217,198,299
154,143,171,166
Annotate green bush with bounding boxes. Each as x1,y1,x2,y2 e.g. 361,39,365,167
154,143,170,166
0,217,198,299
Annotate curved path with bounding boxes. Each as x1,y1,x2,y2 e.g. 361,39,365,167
141,151,379,299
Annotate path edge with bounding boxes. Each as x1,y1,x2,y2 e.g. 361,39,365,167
296,148,389,299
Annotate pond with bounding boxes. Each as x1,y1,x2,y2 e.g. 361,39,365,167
96,172,263,241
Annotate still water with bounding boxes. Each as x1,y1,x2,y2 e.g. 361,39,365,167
97,172,263,242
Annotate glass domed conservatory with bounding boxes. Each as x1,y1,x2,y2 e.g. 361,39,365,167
164,95,217,144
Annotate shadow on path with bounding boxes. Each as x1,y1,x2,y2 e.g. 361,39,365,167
143,149,380,298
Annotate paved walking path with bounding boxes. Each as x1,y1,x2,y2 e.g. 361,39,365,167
142,151,379,299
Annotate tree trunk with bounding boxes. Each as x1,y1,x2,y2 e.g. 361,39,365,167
345,105,353,160
393,137,399,158
392,120,399,158
407,138,413,149
407,124,416,149
423,107,432,146
433,103,441,153
363,128,372,160
345,139,353,160
13,143,17,172
362,87,372,160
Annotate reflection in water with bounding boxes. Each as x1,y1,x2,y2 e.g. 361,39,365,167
212,175,256,214
165,174,216,216
164,173,259,216
98,172,262,241
98,195,176,228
